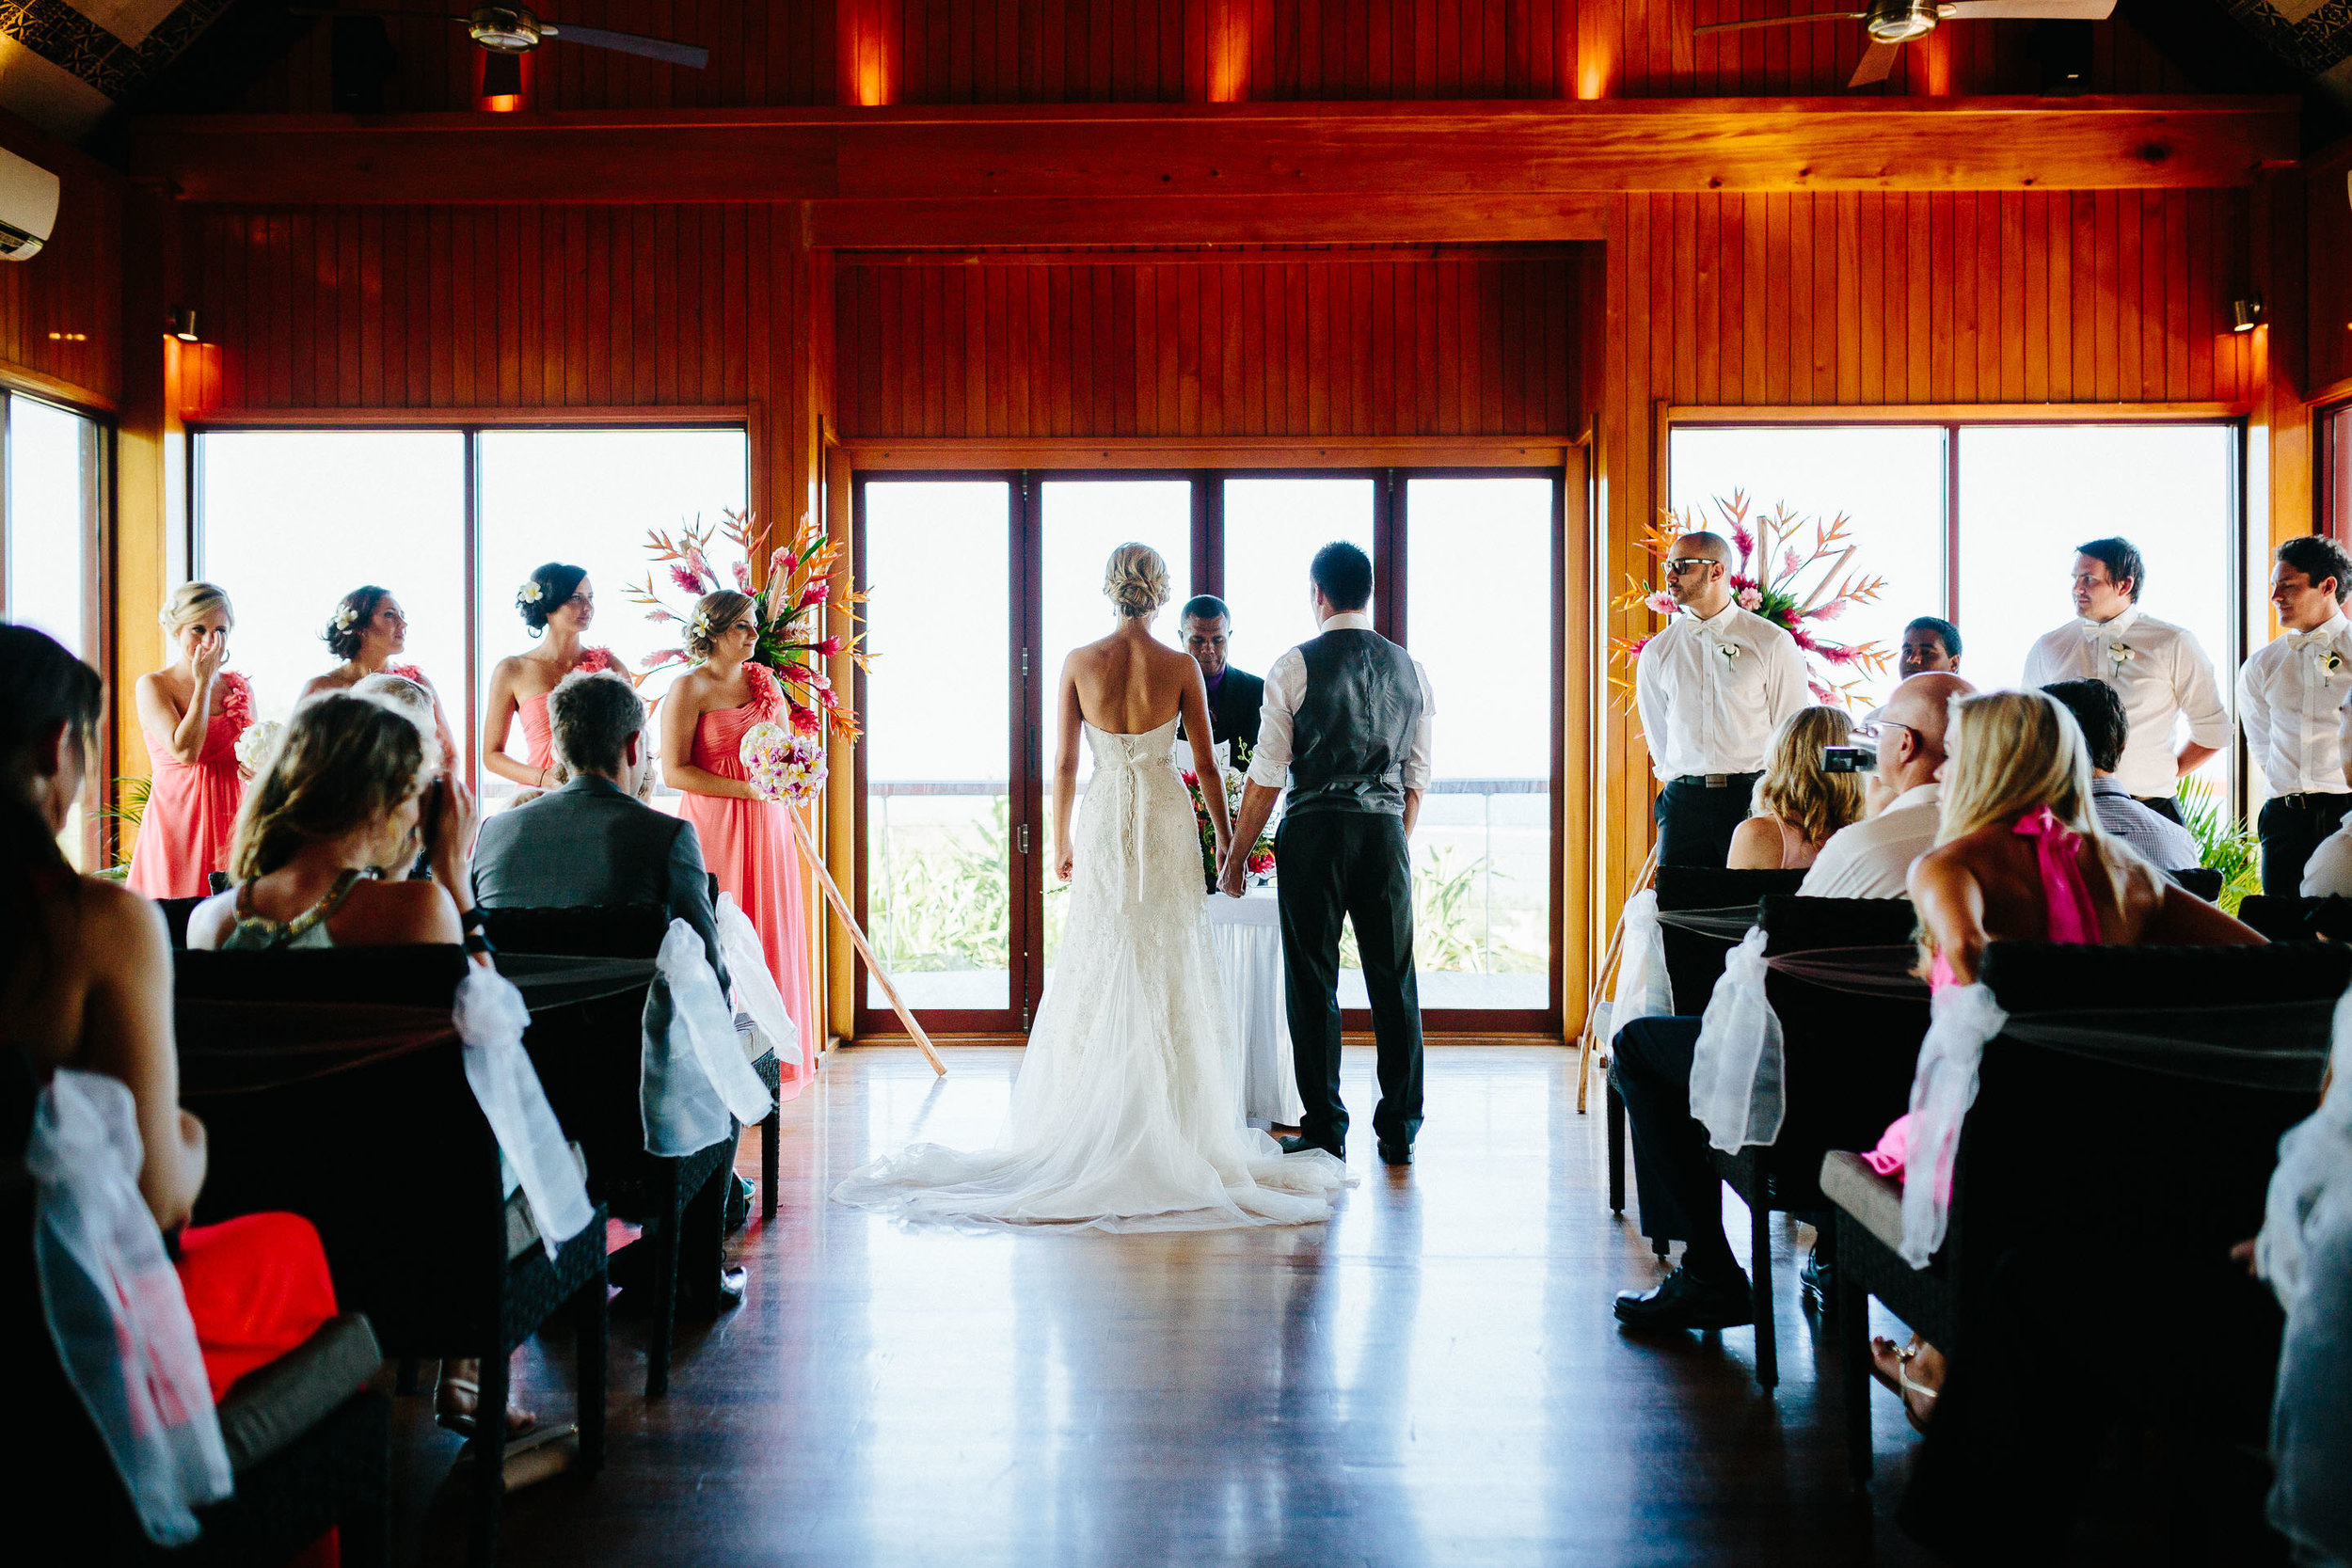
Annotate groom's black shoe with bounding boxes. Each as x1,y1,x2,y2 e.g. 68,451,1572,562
1279,1133,1343,1158
1377,1139,1412,1166
1613,1263,1754,1331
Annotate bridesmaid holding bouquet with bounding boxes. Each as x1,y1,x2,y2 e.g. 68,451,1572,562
128,583,255,896
660,588,814,1097
301,583,460,765
483,562,630,795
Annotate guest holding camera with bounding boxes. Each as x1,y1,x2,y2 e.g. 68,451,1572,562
2236,535,2352,895
1798,672,1975,899
1725,706,1866,871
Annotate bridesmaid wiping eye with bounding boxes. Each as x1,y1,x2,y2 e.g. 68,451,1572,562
481,561,630,800
128,581,254,898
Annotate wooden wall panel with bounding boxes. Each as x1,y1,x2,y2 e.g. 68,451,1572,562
2311,140,2352,400
832,247,1580,438
238,0,2185,112
0,116,122,412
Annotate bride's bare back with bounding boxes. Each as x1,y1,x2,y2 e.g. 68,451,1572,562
1051,619,1228,879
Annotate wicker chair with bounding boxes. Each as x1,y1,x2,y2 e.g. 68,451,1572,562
1824,939,2345,1542
5,1048,394,1567
1703,895,1927,1390
1605,866,1810,1258
157,895,206,949
482,905,758,1398
173,945,609,1567
2165,865,2225,901
2237,894,2352,943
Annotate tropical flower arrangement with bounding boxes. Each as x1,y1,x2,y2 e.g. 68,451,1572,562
1609,491,1895,707
1181,752,1277,893
631,506,870,745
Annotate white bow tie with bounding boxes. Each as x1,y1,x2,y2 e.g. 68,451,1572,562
2080,621,2119,641
2289,631,2334,651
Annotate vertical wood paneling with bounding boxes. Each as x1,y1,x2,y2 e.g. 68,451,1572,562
832,246,1579,439
0,148,122,411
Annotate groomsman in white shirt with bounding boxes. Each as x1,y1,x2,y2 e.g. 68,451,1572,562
1632,531,1810,865
2021,535,2231,824
2238,535,2352,895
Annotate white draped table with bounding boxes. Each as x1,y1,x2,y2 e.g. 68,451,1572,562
1203,888,1304,1127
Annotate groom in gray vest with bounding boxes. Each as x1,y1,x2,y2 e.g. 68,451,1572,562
1220,542,1437,1166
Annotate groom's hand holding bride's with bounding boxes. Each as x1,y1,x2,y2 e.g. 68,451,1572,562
1219,779,1281,897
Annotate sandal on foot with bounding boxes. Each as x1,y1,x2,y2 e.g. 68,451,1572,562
434,1376,539,1440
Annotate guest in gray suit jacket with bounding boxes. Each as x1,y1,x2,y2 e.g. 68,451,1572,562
472,669,728,991
473,669,746,1311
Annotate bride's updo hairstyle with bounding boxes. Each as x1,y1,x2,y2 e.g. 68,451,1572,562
516,562,588,637
1103,543,1171,620
231,693,426,880
687,589,756,661
323,586,391,660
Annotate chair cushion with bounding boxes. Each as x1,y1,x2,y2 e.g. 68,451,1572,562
1819,1149,1904,1249
215,1313,383,1474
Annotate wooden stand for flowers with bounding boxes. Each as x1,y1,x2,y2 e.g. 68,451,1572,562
785,809,946,1077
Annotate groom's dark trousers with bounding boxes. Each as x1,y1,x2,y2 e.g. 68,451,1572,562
1278,811,1424,1152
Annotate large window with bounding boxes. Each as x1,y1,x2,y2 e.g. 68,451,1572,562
195,424,749,779
2,392,106,865
2324,403,2352,545
854,467,1564,1039
1668,420,2241,799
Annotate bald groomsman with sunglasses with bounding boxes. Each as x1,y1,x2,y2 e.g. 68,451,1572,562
1632,531,1810,866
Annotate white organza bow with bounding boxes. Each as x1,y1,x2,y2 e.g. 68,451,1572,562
28,1069,231,1545
716,893,802,1069
1601,889,1672,1047
1688,926,1785,1152
644,918,778,1157
453,966,596,1257
1897,981,2010,1269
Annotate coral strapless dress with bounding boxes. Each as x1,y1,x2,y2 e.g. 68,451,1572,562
128,672,252,898
514,647,613,771
677,670,815,1100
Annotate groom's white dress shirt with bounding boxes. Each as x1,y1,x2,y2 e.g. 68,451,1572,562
1632,601,1808,782
1797,782,1941,900
2021,605,2231,800
1245,611,1437,793
2237,612,2352,797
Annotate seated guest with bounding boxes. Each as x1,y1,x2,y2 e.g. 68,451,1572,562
1726,706,1866,870
3,628,340,1473
2301,823,2352,897
1899,615,1963,679
351,671,444,775
2039,678,2202,873
1866,689,2259,1422
1799,673,1972,898
183,694,526,1439
474,670,744,1307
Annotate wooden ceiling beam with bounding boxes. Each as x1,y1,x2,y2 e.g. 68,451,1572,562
130,97,2296,209
810,195,1611,246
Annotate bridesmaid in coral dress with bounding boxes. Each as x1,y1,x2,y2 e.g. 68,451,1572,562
482,562,630,797
299,584,460,766
660,589,815,1098
128,583,254,898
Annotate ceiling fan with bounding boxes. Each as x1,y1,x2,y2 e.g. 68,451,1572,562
292,4,709,70
1692,0,2113,88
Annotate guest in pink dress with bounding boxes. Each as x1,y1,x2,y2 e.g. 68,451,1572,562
659,589,816,1100
299,584,459,767
128,583,255,897
1869,688,2258,1424
482,562,630,797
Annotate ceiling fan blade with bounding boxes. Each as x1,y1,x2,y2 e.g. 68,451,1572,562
1937,0,2114,16
1693,9,1864,33
542,23,708,68
1848,36,1901,85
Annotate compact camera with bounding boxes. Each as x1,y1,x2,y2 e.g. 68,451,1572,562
1820,745,1877,775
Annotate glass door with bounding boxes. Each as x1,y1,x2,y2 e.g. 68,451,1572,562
855,478,1028,1036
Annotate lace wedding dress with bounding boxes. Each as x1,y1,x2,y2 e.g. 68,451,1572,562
833,715,1348,1231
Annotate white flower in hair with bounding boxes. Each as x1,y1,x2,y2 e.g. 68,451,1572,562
333,606,358,631
516,581,544,610
690,610,713,641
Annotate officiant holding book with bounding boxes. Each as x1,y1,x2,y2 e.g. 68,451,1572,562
1177,595,1264,762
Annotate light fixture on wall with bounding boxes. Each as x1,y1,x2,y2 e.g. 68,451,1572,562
167,307,200,342
2232,296,2264,334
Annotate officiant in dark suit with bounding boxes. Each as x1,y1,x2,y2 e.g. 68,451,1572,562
1176,594,1264,760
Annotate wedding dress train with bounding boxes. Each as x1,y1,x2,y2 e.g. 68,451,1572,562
832,715,1348,1231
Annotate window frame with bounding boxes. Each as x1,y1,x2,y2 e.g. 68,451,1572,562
1662,404,2250,816
187,416,752,797
2322,399,2352,545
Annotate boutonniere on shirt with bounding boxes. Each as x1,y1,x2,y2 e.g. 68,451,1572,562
2106,641,2134,675
2322,650,2345,687
1716,641,1741,666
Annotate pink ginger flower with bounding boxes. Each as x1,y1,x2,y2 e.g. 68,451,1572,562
799,579,831,608
788,703,821,735
1645,592,1677,616
816,635,845,657
669,562,707,594
1817,641,1859,665
644,647,686,667
1788,626,1818,651
1805,598,1845,622
1781,547,1801,578
733,561,752,591
1737,586,1764,612
647,607,675,623
1728,521,1755,558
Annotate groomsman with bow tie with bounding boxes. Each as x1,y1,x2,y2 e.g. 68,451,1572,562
1632,531,1809,865
2021,535,2231,825
2237,535,2352,895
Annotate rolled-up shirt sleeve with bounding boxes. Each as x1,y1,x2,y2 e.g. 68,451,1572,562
1246,648,1304,790
1403,660,1436,792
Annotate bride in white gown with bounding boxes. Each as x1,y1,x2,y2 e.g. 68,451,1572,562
832,543,1349,1231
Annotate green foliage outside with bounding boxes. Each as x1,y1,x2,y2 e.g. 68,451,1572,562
2175,776,2261,916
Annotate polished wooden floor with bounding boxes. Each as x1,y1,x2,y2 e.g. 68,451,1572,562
396,1045,1943,1566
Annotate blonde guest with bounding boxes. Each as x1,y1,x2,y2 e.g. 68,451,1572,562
1726,705,1866,871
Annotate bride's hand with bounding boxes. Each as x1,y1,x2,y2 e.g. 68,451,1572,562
1057,845,1073,883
